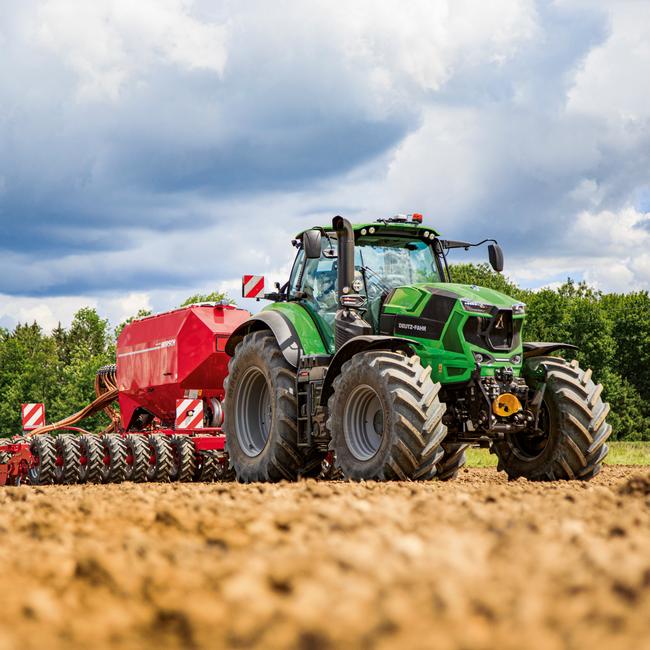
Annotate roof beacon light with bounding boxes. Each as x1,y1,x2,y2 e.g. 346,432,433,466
411,213,423,223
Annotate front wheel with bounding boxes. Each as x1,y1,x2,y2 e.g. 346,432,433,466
327,352,447,481
492,357,612,481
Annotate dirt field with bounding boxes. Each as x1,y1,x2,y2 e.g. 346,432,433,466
0,467,649,650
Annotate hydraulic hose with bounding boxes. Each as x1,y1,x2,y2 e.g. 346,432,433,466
26,365,119,437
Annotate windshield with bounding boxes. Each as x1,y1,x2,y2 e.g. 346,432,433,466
355,236,441,291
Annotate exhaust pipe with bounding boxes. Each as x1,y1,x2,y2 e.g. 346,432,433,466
332,216,372,349
332,215,355,296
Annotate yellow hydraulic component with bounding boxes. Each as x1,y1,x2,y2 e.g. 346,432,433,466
492,393,523,417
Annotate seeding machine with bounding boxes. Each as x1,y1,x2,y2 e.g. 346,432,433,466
0,304,250,485
0,213,613,486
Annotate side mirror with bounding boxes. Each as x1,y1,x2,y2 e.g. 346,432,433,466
488,243,504,273
303,229,322,259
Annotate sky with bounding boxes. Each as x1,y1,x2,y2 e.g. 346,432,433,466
1,0,649,331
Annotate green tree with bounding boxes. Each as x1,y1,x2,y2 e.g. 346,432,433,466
0,323,59,433
449,263,524,299
609,291,650,401
181,290,235,306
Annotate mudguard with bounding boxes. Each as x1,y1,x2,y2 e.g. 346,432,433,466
225,311,303,366
320,335,421,405
523,341,578,359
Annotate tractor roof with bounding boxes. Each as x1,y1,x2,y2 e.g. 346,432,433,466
296,219,440,239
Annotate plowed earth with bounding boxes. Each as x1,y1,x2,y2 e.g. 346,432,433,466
0,467,649,650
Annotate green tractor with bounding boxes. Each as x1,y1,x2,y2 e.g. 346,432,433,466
224,215,612,482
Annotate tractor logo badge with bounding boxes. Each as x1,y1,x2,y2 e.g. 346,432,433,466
495,313,505,330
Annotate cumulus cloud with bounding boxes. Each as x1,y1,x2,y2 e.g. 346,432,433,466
0,0,649,329
35,0,228,101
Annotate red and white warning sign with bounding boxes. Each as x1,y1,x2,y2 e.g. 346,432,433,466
175,399,204,429
22,403,45,431
242,275,265,298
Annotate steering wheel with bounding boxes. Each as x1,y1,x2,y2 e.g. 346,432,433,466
356,266,389,300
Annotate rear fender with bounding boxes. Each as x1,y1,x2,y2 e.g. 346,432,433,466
225,311,303,367
320,335,421,405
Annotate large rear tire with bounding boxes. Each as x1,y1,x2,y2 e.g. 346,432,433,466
436,443,469,481
327,352,447,481
492,357,612,481
414,442,468,481
224,331,304,483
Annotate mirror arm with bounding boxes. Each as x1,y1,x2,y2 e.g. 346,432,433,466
439,238,498,251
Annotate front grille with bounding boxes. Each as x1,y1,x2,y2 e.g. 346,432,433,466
463,310,521,352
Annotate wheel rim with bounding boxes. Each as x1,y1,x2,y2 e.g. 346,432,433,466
236,366,272,457
343,384,384,461
510,401,552,460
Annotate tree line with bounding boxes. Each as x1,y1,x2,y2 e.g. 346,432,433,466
0,272,648,440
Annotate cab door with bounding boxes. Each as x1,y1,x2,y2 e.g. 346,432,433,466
288,242,338,353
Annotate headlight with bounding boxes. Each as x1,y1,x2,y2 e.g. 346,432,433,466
461,299,493,314
511,355,522,365
512,303,526,315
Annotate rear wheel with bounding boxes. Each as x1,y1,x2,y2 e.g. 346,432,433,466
492,357,612,481
28,435,56,485
54,435,81,484
327,352,447,481
224,331,305,483
435,443,469,481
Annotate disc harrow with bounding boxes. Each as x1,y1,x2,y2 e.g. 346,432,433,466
0,432,232,486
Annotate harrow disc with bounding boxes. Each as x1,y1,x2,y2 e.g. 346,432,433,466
146,434,172,482
195,451,216,482
0,438,13,464
100,434,127,483
54,435,81,484
169,435,196,482
124,435,149,482
28,435,57,485
78,434,103,483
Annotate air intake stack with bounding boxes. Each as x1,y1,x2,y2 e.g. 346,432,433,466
332,216,372,349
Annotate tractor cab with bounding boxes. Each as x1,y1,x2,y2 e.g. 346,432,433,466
288,216,444,348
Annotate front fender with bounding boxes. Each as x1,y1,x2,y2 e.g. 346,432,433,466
320,335,421,405
523,342,578,359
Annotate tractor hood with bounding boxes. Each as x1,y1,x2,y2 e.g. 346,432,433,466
384,282,522,315
428,283,521,310
380,281,525,350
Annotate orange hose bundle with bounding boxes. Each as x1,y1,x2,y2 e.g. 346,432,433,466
25,388,119,437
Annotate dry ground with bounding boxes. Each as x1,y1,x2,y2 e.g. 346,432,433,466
0,467,649,650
